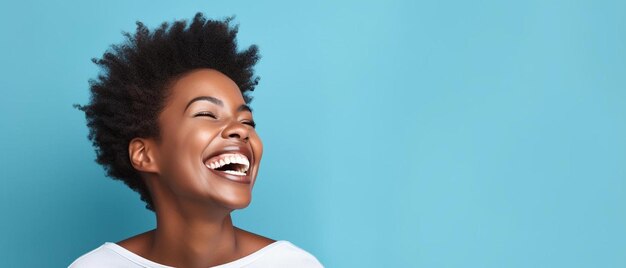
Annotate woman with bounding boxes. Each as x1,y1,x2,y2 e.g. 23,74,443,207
70,13,323,267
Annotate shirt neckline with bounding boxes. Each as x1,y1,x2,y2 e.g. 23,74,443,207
103,240,289,268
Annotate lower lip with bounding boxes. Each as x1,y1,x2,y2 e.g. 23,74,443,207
206,167,251,184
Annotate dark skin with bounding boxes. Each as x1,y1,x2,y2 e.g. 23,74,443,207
119,69,274,268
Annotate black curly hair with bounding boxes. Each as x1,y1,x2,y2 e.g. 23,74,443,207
75,13,260,211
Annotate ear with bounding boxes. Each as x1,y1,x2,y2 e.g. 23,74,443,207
128,138,160,174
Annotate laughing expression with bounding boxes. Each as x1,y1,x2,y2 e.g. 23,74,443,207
151,69,263,210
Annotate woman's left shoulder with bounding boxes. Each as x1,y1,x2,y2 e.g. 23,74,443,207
234,227,324,267
235,227,276,250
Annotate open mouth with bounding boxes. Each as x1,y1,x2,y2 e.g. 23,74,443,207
204,153,250,177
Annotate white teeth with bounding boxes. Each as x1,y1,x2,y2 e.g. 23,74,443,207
223,170,246,176
205,153,250,173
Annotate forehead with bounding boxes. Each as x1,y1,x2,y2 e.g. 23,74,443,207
165,68,245,108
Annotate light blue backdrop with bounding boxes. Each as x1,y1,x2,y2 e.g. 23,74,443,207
1,0,624,267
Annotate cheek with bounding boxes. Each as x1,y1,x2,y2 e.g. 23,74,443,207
160,126,213,177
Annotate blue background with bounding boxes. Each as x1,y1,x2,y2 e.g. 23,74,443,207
1,0,624,267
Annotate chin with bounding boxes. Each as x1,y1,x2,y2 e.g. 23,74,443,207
231,200,252,210
213,193,253,211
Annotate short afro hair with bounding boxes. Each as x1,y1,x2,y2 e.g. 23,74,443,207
75,13,260,211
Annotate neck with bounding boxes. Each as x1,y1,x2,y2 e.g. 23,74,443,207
146,182,242,267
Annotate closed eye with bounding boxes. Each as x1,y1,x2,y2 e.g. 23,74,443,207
194,112,217,119
242,120,256,128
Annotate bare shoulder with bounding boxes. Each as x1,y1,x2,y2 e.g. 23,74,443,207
234,226,275,252
115,229,154,256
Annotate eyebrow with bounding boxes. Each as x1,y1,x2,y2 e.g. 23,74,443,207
184,96,252,113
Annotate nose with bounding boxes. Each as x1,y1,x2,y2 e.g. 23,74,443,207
221,121,250,142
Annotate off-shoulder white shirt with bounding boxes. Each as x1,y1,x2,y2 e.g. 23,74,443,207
69,240,323,268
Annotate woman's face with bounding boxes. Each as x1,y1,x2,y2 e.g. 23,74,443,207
152,69,263,210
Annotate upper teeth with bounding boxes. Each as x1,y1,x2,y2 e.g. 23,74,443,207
205,153,250,173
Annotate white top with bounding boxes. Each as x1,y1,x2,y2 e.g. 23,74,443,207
69,240,323,268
